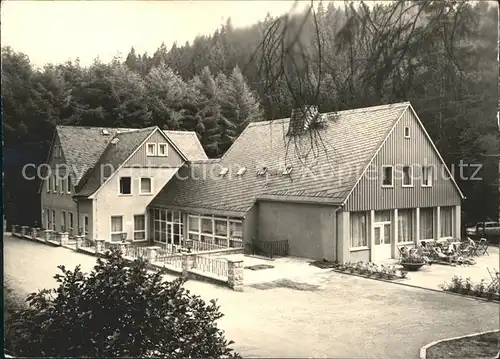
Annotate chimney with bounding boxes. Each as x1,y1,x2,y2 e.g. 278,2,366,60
287,105,319,136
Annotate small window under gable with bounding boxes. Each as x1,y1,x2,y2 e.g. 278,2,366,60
158,143,168,156
146,143,156,156
236,167,246,176
256,166,268,176
219,167,229,177
404,126,410,138
282,165,293,175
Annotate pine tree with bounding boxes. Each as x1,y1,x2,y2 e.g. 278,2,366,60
145,63,189,129
193,67,234,157
219,66,262,142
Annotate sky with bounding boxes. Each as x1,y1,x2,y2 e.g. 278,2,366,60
1,0,343,67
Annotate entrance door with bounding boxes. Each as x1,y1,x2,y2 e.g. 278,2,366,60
373,223,391,260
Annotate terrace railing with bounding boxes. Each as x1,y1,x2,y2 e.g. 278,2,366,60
163,254,183,270
186,240,227,253
252,239,289,258
192,256,228,278
79,238,96,251
125,246,148,260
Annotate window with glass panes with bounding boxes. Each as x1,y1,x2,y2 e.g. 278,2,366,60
187,213,243,247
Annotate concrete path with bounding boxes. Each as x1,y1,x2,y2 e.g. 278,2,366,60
5,235,499,359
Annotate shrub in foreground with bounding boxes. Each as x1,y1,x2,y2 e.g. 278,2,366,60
439,275,500,301
6,249,241,358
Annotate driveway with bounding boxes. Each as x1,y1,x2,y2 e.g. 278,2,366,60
5,235,499,359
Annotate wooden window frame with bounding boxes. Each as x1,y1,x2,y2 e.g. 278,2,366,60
146,143,157,156
381,165,394,188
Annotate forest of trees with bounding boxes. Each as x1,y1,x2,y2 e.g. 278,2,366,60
2,0,498,227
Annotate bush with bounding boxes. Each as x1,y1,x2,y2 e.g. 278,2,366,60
6,248,241,358
333,261,406,280
440,275,500,301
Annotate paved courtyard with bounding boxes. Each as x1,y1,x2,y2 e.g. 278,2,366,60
378,247,500,291
5,235,499,359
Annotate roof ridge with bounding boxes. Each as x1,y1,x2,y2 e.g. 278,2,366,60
56,125,136,130
163,129,198,135
247,101,411,127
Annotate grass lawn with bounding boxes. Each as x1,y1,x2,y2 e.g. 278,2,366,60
426,331,499,359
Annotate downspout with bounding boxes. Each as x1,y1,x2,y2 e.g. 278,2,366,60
334,205,343,262
72,196,80,235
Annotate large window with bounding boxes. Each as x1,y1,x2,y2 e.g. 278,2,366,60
398,209,413,243
61,211,66,232
111,216,123,242
51,210,56,230
440,206,453,238
45,209,51,230
68,212,74,235
419,208,434,240
152,209,183,245
188,213,243,248
350,211,367,248
134,215,146,241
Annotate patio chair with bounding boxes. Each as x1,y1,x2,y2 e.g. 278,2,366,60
487,267,499,291
477,238,489,256
463,237,478,257
397,246,409,263
431,247,456,265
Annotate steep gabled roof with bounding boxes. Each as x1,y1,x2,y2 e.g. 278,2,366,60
57,126,140,186
75,127,157,197
150,102,411,213
162,130,208,161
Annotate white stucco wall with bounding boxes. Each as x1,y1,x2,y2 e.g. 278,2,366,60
93,167,179,242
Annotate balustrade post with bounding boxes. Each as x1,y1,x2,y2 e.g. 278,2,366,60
227,259,244,291
95,239,105,253
75,235,84,249
20,226,28,236
45,230,54,242
182,253,195,280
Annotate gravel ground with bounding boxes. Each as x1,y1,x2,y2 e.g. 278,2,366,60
5,235,499,359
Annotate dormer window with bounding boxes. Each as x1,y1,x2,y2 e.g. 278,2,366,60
404,126,410,138
236,167,246,176
146,143,156,156
256,167,268,176
282,165,293,175
219,167,229,177
101,129,110,136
